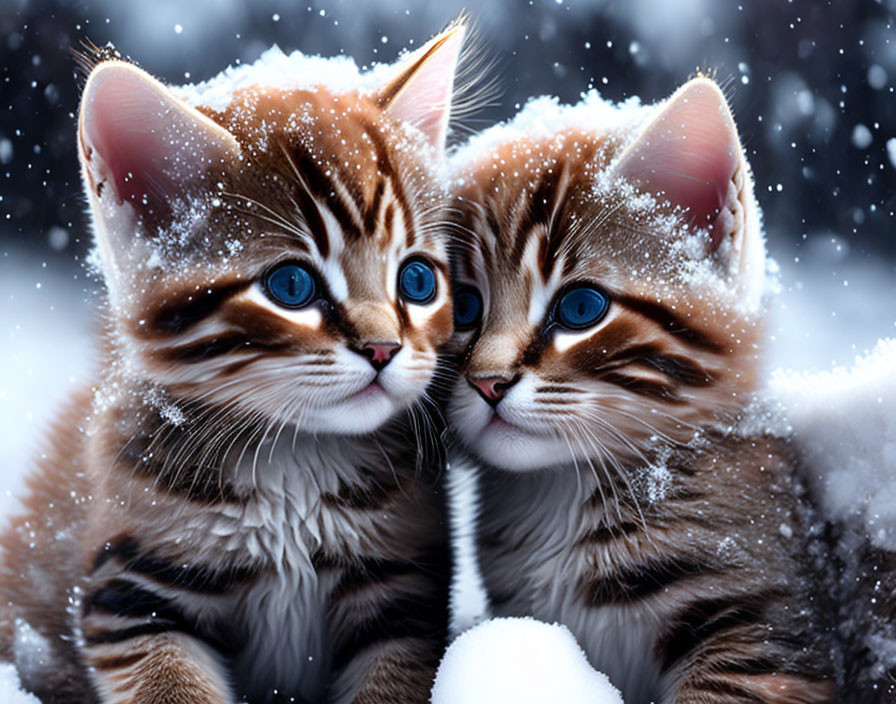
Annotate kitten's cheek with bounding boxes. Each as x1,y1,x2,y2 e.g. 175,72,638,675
377,353,433,400
408,299,453,349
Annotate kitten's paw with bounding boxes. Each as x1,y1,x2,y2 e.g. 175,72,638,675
88,633,235,704
431,618,623,704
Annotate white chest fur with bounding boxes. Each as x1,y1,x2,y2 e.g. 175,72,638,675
168,435,382,701
235,569,329,702
478,467,664,704
551,597,663,703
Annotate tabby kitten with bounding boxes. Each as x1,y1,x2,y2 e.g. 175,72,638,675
448,79,839,703
0,24,465,704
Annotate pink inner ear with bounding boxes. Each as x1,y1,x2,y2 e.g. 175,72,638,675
86,77,178,211
383,26,465,151
80,63,239,223
617,80,740,251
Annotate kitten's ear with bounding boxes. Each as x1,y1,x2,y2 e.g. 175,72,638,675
615,77,744,252
78,60,240,223
376,21,466,152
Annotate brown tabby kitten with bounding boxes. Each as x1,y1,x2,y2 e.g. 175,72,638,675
0,24,465,704
448,79,839,703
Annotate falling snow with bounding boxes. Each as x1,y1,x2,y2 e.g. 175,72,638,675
2,0,896,701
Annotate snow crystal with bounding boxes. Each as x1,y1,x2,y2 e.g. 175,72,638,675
0,664,40,704
766,338,896,549
851,123,873,150
46,226,69,252
866,631,896,680
432,618,623,704
639,449,673,503
887,138,896,171
867,64,888,91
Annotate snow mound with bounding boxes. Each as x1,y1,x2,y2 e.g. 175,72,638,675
0,664,40,704
766,337,896,549
431,618,623,704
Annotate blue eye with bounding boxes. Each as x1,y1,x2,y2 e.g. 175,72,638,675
398,259,437,304
556,286,609,330
264,263,316,308
454,287,483,331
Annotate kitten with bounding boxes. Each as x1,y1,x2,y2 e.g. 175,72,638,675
448,79,839,703
0,23,465,704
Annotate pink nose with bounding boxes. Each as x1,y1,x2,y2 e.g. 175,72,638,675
468,375,519,406
357,342,401,371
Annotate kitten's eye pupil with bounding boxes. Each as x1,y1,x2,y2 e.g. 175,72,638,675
398,259,437,304
454,288,483,330
556,287,609,330
265,263,316,309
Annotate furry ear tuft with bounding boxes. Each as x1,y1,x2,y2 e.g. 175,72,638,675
71,39,126,89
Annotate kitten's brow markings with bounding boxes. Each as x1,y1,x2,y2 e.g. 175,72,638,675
220,189,315,251
361,121,417,247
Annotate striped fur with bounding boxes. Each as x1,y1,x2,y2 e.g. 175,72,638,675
448,80,839,703
0,25,466,704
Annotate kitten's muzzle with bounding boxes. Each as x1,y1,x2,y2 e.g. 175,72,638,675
468,374,520,407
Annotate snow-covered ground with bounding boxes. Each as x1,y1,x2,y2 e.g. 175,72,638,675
767,338,896,549
766,240,896,373
0,247,95,520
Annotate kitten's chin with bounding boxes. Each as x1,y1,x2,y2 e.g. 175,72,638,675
449,387,574,471
300,383,402,435
450,404,572,472
463,423,577,471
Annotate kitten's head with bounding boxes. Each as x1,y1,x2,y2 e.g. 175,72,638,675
449,78,767,471
78,24,466,434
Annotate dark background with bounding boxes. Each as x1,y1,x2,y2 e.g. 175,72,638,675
1,0,895,267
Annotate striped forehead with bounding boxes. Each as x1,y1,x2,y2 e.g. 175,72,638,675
272,128,426,301
520,230,566,325
457,145,635,337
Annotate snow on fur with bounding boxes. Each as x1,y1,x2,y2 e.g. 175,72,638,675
449,90,650,172
171,45,405,111
449,85,769,316
431,618,623,704
169,46,398,111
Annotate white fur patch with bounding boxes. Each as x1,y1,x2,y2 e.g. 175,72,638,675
319,208,349,301
406,269,449,327
243,285,323,328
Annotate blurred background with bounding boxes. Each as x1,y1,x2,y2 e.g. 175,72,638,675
1,0,895,511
